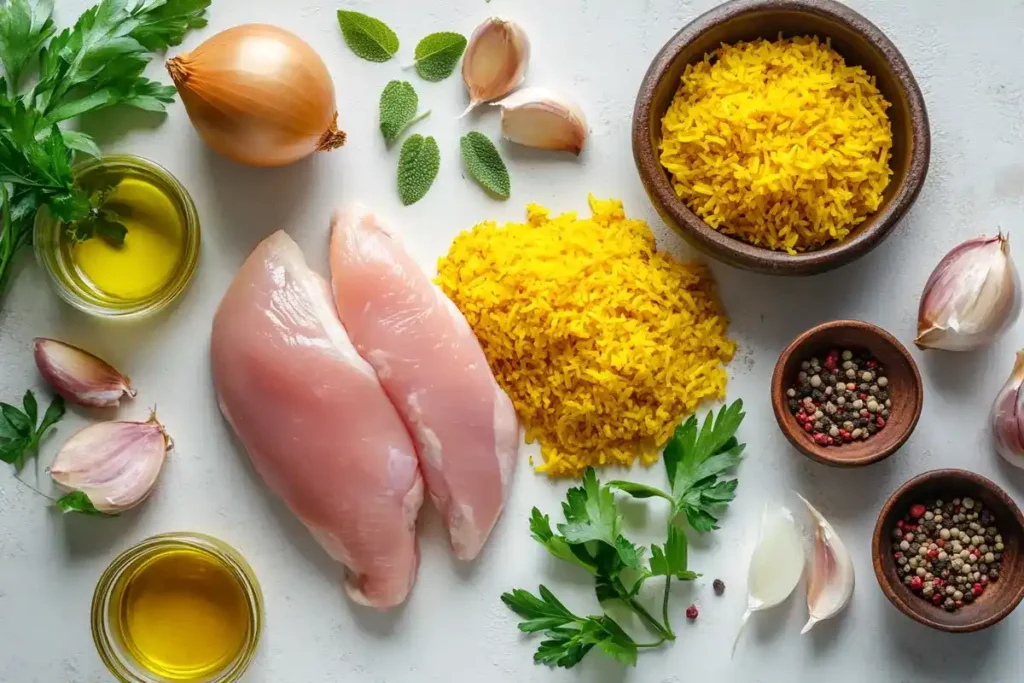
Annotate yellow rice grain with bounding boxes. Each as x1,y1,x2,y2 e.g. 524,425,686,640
659,36,893,254
435,196,735,478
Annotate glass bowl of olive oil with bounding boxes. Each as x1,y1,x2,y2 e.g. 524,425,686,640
92,533,263,683
34,155,200,319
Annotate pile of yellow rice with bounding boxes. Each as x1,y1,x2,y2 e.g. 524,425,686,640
659,36,893,254
436,196,735,478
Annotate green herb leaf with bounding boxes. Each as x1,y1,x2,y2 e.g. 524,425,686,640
502,586,637,669
21,390,37,425
60,129,101,158
0,0,55,91
56,490,105,516
529,507,597,574
0,403,30,436
397,133,439,206
0,437,28,464
664,400,746,532
413,31,467,81
460,131,510,199
649,525,698,580
336,10,399,62
38,394,64,437
379,80,429,146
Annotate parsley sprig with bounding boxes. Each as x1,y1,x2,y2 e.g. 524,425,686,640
502,399,746,669
0,0,210,303
0,389,64,471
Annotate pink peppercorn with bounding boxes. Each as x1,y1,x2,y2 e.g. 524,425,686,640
932,594,942,605
803,423,813,433
936,539,945,548
877,418,886,428
686,605,698,620
910,576,923,591
973,584,984,596
910,504,926,519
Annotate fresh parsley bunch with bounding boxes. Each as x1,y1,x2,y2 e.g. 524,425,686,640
502,399,746,669
0,0,210,301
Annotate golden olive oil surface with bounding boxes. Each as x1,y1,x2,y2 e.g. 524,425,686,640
111,548,250,681
60,168,185,303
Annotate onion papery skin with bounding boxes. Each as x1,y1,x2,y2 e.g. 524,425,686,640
168,24,345,168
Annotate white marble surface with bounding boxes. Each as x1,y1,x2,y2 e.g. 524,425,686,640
2,0,1024,681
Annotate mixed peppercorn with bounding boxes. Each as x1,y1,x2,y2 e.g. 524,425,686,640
892,496,1004,612
786,348,890,447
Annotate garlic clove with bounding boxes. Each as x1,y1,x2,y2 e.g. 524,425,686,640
494,87,588,155
991,350,1024,467
734,504,804,655
50,413,171,515
916,234,1022,351
34,338,136,408
796,493,854,634
460,17,529,117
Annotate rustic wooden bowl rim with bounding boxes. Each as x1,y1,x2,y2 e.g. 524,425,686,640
871,469,1024,633
631,0,931,276
770,319,923,466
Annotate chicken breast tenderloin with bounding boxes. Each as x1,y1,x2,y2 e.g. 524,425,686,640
330,207,519,560
211,231,423,609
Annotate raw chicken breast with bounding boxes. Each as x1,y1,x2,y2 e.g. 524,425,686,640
330,207,519,561
211,231,423,609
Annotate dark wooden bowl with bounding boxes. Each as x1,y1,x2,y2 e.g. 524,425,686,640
771,320,922,466
632,0,930,276
872,469,1024,632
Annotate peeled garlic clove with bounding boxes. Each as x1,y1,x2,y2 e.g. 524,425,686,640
34,338,136,408
991,350,1024,467
494,87,588,155
461,17,529,117
916,234,1022,351
734,504,804,655
796,494,854,634
50,413,171,515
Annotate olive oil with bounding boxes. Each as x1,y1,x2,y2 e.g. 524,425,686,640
35,155,200,319
62,170,185,301
110,547,250,681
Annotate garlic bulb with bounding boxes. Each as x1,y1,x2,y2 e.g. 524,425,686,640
991,350,1024,467
916,234,1022,351
494,88,588,155
734,504,804,654
50,413,172,514
796,494,854,634
34,338,135,408
461,18,529,116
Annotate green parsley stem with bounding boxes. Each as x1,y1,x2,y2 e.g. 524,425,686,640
626,595,674,641
662,575,673,635
635,640,667,649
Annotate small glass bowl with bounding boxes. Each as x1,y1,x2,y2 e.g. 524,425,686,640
34,154,200,319
91,533,263,683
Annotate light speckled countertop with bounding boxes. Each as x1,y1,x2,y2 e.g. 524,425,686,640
2,1,1024,681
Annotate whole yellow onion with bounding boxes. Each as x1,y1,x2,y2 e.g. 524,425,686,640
167,24,346,167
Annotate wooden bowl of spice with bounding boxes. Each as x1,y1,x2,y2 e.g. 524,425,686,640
872,469,1024,632
771,320,922,466
632,0,930,275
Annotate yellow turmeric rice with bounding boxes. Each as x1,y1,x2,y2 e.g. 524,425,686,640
659,36,893,254
436,196,735,478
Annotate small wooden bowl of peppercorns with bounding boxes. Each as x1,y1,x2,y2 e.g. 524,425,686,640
771,319,922,467
872,469,1024,632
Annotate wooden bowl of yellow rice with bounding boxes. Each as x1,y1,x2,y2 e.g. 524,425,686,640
632,0,930,276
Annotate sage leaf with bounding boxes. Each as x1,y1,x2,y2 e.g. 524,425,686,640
397,134,440,206
413,31,467,82
337,10,399,62
379,80,429,146
56,490,106,516
460,131,510,199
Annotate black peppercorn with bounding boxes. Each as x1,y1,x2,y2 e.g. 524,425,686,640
713,579,725,595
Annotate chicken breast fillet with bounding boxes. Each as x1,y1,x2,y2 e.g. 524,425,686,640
330,207,519,560
211,231,423,609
